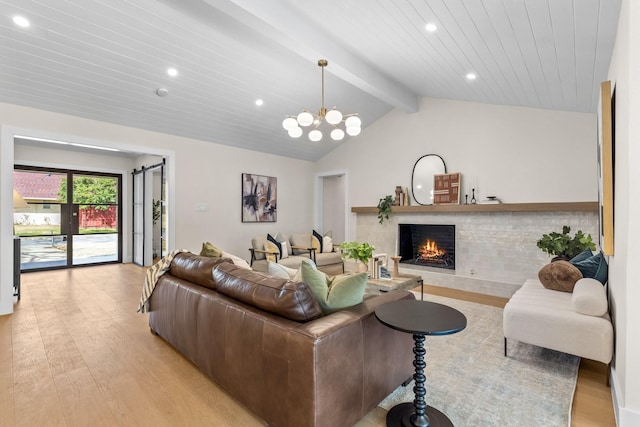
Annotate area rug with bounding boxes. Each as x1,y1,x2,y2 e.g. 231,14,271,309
378,293,580,427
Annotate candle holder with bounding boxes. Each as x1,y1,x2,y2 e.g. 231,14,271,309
390,256,402,278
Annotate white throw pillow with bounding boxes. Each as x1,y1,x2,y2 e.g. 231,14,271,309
221,251,251,269
322,236,333,253
267,262,296,279
280,241,290,258
571,278,607,316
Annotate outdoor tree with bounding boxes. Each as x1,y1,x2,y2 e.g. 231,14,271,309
58,177,117,210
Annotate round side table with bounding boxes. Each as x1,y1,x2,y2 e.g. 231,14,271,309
375,299,467,427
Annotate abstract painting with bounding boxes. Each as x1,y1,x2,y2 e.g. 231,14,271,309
242,173,277,222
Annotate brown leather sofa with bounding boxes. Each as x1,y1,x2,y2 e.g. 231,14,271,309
148,252,414,427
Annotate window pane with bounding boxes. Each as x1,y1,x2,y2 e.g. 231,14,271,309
19,235,67,270
13,204,61,236
72,175,117,205
72,234,118,265
78,206,118,234
14,170,67,203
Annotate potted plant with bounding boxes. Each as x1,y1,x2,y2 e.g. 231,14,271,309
536,225,596,261
377,195,394,224
339,241,375,272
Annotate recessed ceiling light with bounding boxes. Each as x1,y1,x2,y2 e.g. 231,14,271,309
255,99,264,106
13,15,30,28
466,73,477,80
425,23,437,32
167,68,178,77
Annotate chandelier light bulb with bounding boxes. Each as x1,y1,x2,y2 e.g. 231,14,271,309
345,116,361,128
288,126,303,138
325,109,343,125
282,117,297,130
330,129,345,141
309,130,323,142
346,126,361,136
297,111,314,127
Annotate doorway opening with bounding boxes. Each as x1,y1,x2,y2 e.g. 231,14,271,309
315,170,348,244
132,160,166,266
13,166,123,271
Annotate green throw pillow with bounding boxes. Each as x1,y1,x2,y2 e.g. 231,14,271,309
200,241,222,258
571,252,608,285
300,260,367,314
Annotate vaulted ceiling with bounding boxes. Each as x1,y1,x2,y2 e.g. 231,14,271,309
0,0,621,161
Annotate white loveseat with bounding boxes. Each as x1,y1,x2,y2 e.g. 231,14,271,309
503,278,613,365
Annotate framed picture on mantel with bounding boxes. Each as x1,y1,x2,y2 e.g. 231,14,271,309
433,173,461,205
242,173,277,223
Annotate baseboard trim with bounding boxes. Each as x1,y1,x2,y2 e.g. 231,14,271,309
399,266,521,299
611,367,640,426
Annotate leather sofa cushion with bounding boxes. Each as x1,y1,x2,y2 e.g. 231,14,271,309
213,262,324,322
169,252,232,290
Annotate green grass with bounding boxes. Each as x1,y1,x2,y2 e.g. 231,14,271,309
79,228,117,234
14,224,116,237
14,225,59,236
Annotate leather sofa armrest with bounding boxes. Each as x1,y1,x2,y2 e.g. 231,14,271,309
294,290,415,338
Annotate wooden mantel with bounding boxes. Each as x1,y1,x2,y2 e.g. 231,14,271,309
351,201,598,214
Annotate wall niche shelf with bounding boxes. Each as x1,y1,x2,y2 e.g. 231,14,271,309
351,201,598,214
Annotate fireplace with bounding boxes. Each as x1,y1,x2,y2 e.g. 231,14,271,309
398,224,455,270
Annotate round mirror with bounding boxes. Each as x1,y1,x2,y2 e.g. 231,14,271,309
411,154,447,205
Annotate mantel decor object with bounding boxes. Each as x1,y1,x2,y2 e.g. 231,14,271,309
433,173,461,205
412,154,447,205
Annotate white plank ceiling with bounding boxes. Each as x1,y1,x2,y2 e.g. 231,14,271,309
0,0,621,161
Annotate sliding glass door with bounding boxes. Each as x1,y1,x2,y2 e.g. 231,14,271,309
14,167,122,271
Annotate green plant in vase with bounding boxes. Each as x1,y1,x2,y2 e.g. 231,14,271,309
536,225,596,260
339,241,375,272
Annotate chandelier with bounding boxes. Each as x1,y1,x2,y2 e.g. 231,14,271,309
282,59,361,142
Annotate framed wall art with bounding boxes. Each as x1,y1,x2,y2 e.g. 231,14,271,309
242,173,277,222
433,172,461,205
598,81,614,255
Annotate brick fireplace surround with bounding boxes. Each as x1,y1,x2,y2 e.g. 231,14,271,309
353,203,599,298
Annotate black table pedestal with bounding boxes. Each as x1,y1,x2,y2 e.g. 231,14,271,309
385,333,454,427
386,403,453,427
375,300,466,427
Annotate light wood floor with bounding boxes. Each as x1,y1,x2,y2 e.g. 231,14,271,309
0,265,615,426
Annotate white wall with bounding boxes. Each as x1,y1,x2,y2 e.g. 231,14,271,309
315,97,598,241
606,0,640,424
0,102,315,315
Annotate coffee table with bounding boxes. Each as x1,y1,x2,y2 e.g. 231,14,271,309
375,299,466,427
366,274,423,296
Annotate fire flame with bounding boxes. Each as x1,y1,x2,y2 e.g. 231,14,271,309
417,240,446,259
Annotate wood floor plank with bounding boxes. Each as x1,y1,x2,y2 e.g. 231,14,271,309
3,263,614,427
52,366,118,427
13,361,67,427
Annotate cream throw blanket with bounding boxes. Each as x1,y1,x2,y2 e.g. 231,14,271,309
137,249,189,313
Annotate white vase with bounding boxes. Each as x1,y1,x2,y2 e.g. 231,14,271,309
357,260,369,274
